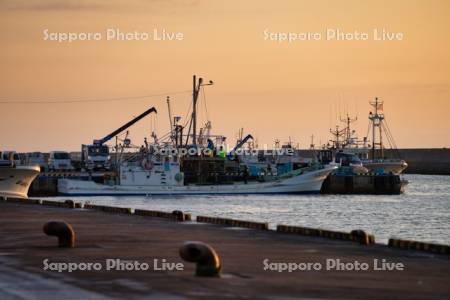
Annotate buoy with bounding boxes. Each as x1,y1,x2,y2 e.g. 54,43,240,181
172,210,182,219
43,221,76,248
179,241,221,277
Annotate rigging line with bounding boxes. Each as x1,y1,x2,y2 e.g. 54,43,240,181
366,120,371,143
151,113,157,135
383,119,401,156
385,120,398,147
197,89,203,128
380,123,393,148
184,115,193,147
158,130,170,138
154,112,158,134
182,98,193,128
383,123,400,157
381,122,400,158
0,90,192,104
179,97,194,146
201,86,209,122
157,131,172,142
381,118,395,147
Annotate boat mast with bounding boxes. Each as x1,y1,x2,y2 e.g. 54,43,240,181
192,75,199,145
340,114,357,146
167,96,174,144
372,106,375,159
369,97,385,159
190,75,213,146
310,134,315,150
329,125,346,149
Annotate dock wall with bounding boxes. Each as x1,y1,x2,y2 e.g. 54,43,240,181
388,148,450,175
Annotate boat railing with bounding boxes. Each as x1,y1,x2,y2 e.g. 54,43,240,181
0,160,14,167
362,158,406,163
276,163,323,179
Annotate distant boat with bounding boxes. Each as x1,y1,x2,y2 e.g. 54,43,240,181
325,98,408,175
0,161,40,199
332,147,408,175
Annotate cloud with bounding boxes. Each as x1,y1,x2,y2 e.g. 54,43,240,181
0,0,116,11
0,0,201,12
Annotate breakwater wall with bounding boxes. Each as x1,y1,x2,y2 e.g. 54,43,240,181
297,148,450,175
391,148,450,175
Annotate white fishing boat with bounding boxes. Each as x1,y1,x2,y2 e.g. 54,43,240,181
58,159,336,196
0,161,40,199
58,75,336,196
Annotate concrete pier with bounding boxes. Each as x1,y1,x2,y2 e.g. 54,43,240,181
0,201,449,299
321,174,406,194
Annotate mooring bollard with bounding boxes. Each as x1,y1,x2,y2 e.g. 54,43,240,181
43,221,76,248
179,241,221,277
172,210,191,221
351,229,371,245
64,200,75,209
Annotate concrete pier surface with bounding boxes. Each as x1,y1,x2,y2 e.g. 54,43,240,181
0,202,449,300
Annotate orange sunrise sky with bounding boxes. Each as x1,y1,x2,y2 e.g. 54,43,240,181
0,0,449,152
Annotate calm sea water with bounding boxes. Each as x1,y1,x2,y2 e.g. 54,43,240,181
47,174,450,245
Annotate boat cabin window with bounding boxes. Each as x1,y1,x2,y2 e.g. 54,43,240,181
52,152,70,160
318,150,333,164
1,153,19,160
88,145,109,156
29,152,42,158
335,153,362,166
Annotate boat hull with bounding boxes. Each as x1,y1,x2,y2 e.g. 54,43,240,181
58,166,336,196
363,160,408,175
0,166,40,199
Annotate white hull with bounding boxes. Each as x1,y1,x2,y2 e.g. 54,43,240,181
363,159,408,175
0,166,40,199
58,166,336,196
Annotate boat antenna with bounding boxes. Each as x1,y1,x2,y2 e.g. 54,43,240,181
310,134,315,150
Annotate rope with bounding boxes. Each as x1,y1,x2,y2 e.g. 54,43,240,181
202,86,210,122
